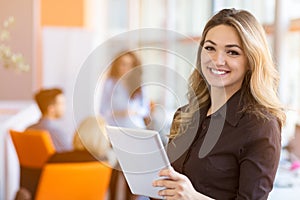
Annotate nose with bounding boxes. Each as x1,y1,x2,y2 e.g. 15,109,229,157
213,51,225,66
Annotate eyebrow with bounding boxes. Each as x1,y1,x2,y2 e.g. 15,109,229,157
204,40,243,50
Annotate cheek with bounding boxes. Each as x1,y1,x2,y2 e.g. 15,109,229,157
200,51,211,66
200,54,211,74
58,103,65,112
238,60,249,73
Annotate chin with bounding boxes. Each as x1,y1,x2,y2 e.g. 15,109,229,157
207,82,226,88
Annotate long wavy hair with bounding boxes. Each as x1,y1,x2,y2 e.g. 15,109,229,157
170,8,286,138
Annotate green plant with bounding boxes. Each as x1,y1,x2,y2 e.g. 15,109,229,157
0,16,30,72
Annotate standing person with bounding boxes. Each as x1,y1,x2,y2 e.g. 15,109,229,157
27,88,73,152
100,51,151,129
100,51,151,200
153,8,286,200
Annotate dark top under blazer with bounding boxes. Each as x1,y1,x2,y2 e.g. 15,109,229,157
167,90,281,200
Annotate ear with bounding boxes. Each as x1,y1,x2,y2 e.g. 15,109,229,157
47,104,55,115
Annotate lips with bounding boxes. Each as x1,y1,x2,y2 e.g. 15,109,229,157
210,68,229,75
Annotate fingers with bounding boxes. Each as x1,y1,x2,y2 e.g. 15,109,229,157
153,179,176,189
153,168,201,200
153,167,183,187
158,188,176,200
152,171,177,198
158,167,180,181
153,168,186,199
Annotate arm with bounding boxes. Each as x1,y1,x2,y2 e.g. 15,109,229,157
153,168,214,200
237,118,281,199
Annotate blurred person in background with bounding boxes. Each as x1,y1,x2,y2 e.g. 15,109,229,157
99,51,152,200
99,51,151,129
15,88,73,199
27,88,73,152
71,115,117,167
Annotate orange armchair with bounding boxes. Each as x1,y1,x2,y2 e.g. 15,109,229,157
10,129,112,200
35,161,112,200
9,129,55,168
10,129,56,197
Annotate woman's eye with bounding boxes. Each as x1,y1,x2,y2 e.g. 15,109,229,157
204,46,215,51
227,50,239,55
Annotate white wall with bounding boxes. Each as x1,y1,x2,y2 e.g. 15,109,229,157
42,27,98,133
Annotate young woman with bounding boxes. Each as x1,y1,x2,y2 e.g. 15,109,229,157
100,51,151,200
153,8,286,200
100,51,150,129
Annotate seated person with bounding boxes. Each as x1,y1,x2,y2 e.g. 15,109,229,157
16,88,72,199
27,88,73,152
15,115,116,200
73,115,117,166
71,115,136,200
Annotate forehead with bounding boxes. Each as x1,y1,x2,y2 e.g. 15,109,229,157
205,25,242,46
120,54,133,61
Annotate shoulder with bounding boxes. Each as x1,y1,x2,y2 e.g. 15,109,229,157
104,78,116,87
240,110,281,141
26,118,47,130
242,110,280,129
101,78,114,91
37,120,67,136
173,104,189,116
170,105,188,124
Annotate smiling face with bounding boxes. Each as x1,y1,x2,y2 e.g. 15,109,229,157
200,24,249,95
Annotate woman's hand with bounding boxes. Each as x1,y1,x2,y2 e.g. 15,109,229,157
152,168,213,200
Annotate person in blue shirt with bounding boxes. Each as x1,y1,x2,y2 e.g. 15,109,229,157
27,88,73,152
100,51,151,200
100,51,151,129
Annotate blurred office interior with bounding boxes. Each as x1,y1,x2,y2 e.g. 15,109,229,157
1,0,300,199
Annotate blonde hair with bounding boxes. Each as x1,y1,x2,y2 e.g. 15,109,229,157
170,8,286,138
73,115,116,166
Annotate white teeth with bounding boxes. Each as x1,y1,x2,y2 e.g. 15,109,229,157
211,68,226,75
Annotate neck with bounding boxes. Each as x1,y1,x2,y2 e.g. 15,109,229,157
208,87,239,115
42,113,57,120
